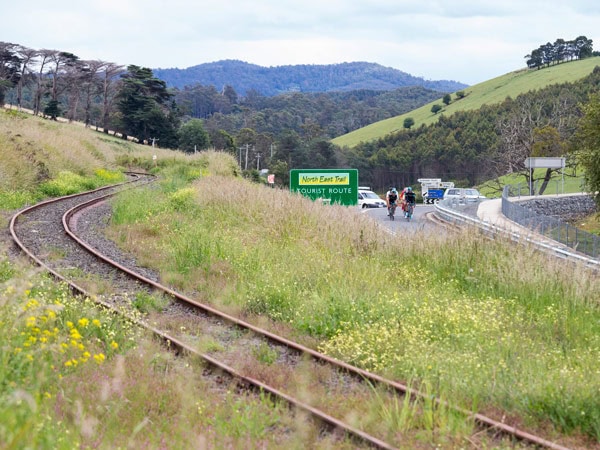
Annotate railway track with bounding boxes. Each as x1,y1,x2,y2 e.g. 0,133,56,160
9,178,573,450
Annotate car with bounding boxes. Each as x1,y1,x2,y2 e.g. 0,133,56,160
443,188,486,202
358,188,386,208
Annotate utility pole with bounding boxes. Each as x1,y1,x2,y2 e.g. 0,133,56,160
256,153,261,170
244,143,249,171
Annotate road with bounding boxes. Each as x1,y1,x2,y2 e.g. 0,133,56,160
359,204,438,234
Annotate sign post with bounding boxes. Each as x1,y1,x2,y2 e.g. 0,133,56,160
289,169,358,206
524,157,566,195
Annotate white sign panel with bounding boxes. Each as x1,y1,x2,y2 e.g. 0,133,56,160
524,157,565,169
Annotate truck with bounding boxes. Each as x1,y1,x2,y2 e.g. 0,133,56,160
417,178,455,204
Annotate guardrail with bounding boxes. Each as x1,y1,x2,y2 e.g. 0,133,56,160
434,198,599,268
501,186,599,259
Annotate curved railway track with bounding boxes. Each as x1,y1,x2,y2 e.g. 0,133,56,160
9,178,573,450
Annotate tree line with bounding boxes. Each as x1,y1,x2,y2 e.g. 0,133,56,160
153,60,467,96
525,36,597,70
0,42,182,146
0,41,443,181
1,40,599,202
346,67,600,200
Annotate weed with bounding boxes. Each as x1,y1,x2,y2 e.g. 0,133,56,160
252,343,279,365
132,291,169,314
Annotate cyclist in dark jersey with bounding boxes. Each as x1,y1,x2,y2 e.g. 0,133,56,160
403,187,416,218
386,188,398,216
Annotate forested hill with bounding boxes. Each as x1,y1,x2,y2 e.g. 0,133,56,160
153,60,468,96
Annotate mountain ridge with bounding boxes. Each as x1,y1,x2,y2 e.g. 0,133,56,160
153,60,468,96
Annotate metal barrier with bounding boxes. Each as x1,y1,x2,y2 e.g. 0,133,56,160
501,185,599,258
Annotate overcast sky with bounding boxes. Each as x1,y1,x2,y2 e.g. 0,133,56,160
4,0,600,86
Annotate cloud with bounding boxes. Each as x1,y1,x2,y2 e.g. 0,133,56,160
3,0,600,85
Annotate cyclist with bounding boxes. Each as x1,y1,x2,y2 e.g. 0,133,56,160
403,186,416,218
386,188,399,216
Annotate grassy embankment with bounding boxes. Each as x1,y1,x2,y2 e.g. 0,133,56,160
1,110,339,449
108,171,600,447
1,108,599,448
332,56,600,148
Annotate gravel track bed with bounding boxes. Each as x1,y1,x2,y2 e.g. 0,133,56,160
13,187,145,296
8,186,557,449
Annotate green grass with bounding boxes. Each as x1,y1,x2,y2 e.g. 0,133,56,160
332,57,600,148
2,69,599,447
108,171,600,445
478,167,587,198
0,270,141,448
38,169,126,197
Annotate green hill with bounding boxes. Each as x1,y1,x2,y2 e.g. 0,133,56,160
332,57,600,148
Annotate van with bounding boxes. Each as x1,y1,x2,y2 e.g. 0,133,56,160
358,188,386,208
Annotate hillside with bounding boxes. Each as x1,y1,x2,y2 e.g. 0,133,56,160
2,102,599,449
332,57,600,148
153,60,468,96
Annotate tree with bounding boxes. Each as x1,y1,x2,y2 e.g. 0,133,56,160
235,128,257,170
497,91,579,194
48,51,79,102
442,94,451,106
431,104,442,114
32,49,53,116
210,129,235,153
403,117,415,129
116,65,178,145
100,62,124,132
43,99,60,120
178,119,210,153
14,45,39,111
0,42,21,106
531,125,567,194
525,36,594,69
222,85,238,105
571,92,600,207
269,160,290,186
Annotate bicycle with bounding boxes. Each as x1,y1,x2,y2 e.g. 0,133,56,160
404,202,415,221
388,203,397,220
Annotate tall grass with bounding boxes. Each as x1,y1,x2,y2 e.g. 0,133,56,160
0,108,225,210
109,172,600,443
0,248,341,448
2,146,361,447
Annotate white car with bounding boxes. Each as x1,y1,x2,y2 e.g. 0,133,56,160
443,188,486,202
358,189,386,208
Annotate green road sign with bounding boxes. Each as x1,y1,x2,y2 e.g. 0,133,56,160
289,169,358,206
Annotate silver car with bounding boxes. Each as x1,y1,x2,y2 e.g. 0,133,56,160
443,188,486,202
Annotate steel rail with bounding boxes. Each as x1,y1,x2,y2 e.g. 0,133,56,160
9,183,572,450
64,192,572,450
10,183,395,449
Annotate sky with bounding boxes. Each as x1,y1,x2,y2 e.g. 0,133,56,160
3,0,600,86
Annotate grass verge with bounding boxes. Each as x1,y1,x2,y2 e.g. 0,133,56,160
107,171,600,445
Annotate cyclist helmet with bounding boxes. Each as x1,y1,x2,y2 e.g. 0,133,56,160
391,188,397,194
406,187,413,192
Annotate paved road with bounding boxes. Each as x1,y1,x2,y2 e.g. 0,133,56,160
359,204,438,234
